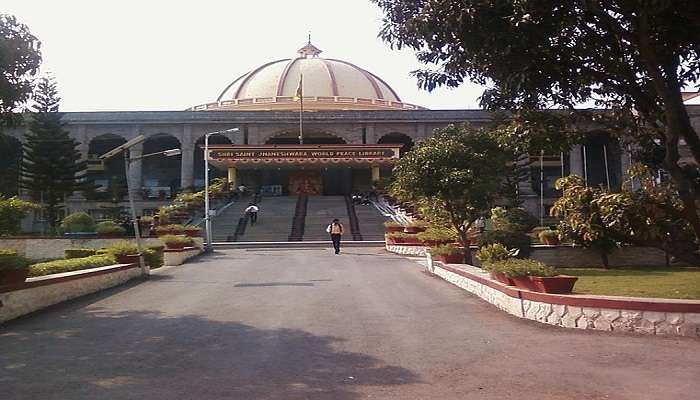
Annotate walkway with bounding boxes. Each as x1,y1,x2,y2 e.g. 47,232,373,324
1,248,698,399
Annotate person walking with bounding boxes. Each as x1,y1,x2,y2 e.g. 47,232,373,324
245,203,259,225
326,218,344,254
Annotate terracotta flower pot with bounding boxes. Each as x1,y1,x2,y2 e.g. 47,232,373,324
0,269,29,285
184,230,201,238
166,243,186,250
115,254,141,266
385,236,396,245
511,276,539,292
489,272,515,286
402,236,421,245
531,275,578,294
385,226,405,233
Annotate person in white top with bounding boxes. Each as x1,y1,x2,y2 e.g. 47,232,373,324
325,218,344,254
245,203,259,225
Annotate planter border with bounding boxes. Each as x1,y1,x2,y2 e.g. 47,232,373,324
0,263,138,294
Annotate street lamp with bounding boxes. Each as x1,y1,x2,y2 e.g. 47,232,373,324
100,136,181,275
204,128,240,249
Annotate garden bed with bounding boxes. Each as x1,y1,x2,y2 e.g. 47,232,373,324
565,267,700,300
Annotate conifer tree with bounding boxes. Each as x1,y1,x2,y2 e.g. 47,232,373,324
21,76,87,230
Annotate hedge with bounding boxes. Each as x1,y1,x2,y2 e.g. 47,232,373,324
65,248,98,259
28,255,117,277
0,248,30,272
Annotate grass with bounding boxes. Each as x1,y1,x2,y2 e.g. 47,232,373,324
561,267,700,300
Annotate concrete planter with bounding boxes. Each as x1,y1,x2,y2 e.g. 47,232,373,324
0,269,28,285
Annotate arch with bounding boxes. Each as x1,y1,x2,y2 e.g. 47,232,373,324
0,135,23,196
85,134,128,201
377,132,414,155
264,131,347,145
142,133,182,198
193,134,233,190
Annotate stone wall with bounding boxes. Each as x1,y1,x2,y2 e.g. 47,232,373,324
427,262,700,339
0,237,203,261
0,264,141,324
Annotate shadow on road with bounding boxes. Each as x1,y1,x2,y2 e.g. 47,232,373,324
0,305,420,399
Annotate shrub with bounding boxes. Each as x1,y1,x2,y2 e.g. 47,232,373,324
416,226,458,242
490,207,538,233
386,231,414,238
0,248,30,271
428,244,462,256
96,220,127,235
475,243,518,266
143,247,164,269
0,196,41,236
65,248,98,259
489,258,557,278
155,224,186,235
477,230,532,257
28,254,117,277
61,212,96,233
406,220,429,228
105,240,139,256
184,225,202,232
538,229,559,242
160,234,194,248
383,220,403,228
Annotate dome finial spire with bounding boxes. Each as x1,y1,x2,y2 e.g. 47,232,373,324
298,33,322,58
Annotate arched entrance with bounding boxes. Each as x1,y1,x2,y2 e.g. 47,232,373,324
85,134,127,201
377,132,414,180
194,134,232,190
142,134,181,199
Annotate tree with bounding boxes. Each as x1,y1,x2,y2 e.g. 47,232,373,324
0,196,40,236
21,76,87,230
390,123,510,263
374,0,700,255
0,135,23,196
0,14,42,130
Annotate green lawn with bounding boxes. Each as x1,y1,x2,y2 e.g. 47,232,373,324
562,267,700,300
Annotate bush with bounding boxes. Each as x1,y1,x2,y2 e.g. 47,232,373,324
105,240,139,256
386,231,414,238
538,229,559,242
490,207,538,233
383,220,403,228
475,243,518,266
160,234,194,248
143,247,164,269
61,212,96,233
28,254,116,277
416,226,458,242
0,248,30,271
477,230,532,257
65,248,98,259
406,220,429,228
488,258,557,278
96,220,126,235
184,225,201,232
155,224,186,235
0,196,41,236
428,244,462,256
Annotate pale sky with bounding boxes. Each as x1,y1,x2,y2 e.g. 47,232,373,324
4,0,486,112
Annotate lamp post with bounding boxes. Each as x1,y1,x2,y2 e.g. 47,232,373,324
100,135,180,276
204,128,239,250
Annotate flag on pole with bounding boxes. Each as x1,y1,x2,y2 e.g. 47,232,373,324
293,74,303,101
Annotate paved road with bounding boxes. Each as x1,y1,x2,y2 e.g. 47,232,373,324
1,248,698,399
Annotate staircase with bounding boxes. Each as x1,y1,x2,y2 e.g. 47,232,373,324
303,196,348,241
233,196,299,242
354,201,390,241
211,200,251,242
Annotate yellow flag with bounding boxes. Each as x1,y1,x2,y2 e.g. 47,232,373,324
293,74,303,101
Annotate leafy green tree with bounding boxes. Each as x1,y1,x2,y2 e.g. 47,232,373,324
0,14,42,130
374,0,700,253
0,196,40,235
20,76,87,230
0,135,23,196
390,123,509,263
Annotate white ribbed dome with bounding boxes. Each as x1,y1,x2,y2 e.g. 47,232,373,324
190,40,424,111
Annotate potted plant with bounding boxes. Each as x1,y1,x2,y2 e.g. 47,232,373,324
429,244,465,264
530,275,579,294
384,220,405,233
387,231,421,245
490,258,577,293
417,226,457,247
105,240,140,265
0,249,31,285
160,234,195,250
538,229,560,245
183,225,202,237
403,220,428,234
155,224,186,236
476,243,519,286
96,220,127,238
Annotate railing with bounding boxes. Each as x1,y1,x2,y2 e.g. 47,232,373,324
288,195,308,241
343,195,363,241
189,96,426,111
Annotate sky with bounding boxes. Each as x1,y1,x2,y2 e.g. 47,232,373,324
4,0,487,112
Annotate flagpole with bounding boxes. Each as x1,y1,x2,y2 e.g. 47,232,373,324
298,74,304,145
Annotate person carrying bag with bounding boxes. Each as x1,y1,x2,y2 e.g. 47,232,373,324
326,218,344,254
